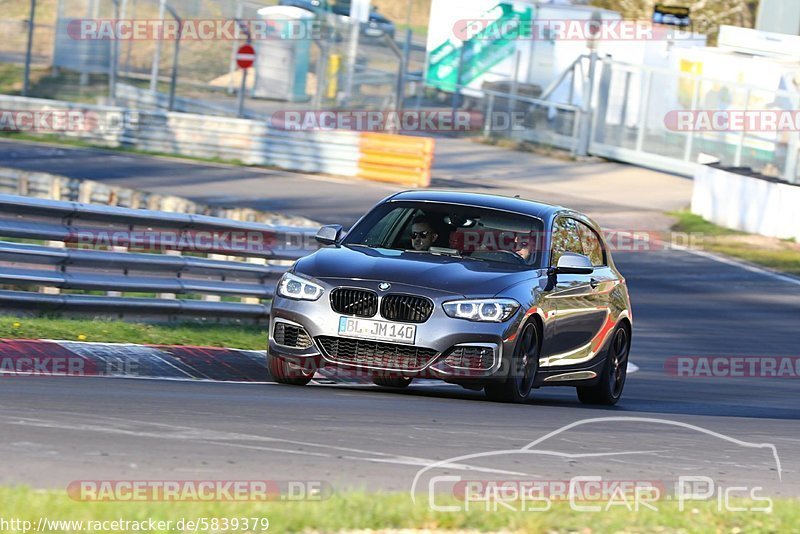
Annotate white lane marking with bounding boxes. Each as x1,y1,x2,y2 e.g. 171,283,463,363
0,413,531,475
628,363,639,374
645,239,800,288
339,456,528,476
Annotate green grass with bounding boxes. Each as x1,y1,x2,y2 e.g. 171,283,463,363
0,63,25,94
0,64,109,103
669,210,744,237
0,316,267,349
0,486,797,533
670,210,800,276
0,131,251,167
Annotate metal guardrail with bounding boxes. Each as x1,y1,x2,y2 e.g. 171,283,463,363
0,195,319,322
0,166,318,227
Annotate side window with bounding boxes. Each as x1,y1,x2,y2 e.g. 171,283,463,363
361,207,406,247
550,217,583,266
576,221,606,266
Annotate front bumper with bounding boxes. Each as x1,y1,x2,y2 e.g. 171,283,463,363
269,279,522,380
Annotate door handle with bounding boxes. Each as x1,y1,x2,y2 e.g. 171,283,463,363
590,278,600,289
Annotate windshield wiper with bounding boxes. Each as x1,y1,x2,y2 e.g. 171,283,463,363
404,249,462,258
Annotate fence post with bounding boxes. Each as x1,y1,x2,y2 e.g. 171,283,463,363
484,93,495,137
109,0,120,104
635,70,653,153
575,50,598,156
150,0,166,92
227,0,244,95
22,0,36,96
312,39,328,110
394,28,413,118
592,58,612,146
683,77,702,163
165,5,182,112
733,88,750,167
783,94,800,184
342,18,361,106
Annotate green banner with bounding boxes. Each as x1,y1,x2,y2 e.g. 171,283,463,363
426,3,533,92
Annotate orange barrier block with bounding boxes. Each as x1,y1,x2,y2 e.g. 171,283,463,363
356,133,435,188
360,132,435,155
357,162,431,188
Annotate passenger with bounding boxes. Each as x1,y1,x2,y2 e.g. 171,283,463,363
410,216,439,251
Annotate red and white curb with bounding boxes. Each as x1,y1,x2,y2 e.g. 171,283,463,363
0,338,637,385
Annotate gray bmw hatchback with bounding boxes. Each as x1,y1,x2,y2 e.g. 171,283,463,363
268,191,632,404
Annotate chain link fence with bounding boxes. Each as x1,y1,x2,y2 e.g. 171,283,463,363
0,0,414,115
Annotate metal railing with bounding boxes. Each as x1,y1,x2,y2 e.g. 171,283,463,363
0,166,317,227
589,58,800,183
402,73,584,153
0,194,320,322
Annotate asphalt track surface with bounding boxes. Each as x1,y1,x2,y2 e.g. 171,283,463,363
0,139,798,498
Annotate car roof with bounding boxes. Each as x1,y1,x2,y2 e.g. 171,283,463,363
386,190,566,221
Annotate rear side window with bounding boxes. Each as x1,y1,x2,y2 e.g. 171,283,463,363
576,220,606,266
550,217,583,266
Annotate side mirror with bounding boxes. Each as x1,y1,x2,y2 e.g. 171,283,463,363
315,224,343,245
550,252,594,275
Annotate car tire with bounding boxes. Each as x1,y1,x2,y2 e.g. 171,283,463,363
267,353,314,386
577,323,631,406
484,321,540,403
372,375,413,388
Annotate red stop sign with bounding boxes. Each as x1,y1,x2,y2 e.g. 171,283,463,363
236,44,255,69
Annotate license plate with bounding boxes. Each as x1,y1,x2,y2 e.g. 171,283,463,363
338,316,416,344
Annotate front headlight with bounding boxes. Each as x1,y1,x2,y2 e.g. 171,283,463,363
442,298,519,322
277,272,324,301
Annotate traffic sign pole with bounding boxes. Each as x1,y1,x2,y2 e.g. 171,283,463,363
235,43,255,118
237,68,248,118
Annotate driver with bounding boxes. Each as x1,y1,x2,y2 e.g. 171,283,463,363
514,233,533,262
411,216,438,251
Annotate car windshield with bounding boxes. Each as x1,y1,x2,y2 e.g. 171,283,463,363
342,201,545,268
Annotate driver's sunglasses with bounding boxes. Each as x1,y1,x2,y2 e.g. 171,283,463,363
411,231,430,239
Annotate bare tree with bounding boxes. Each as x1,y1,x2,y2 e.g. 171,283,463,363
590,0,757,37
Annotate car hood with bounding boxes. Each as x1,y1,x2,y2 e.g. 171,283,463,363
294,245,541,296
